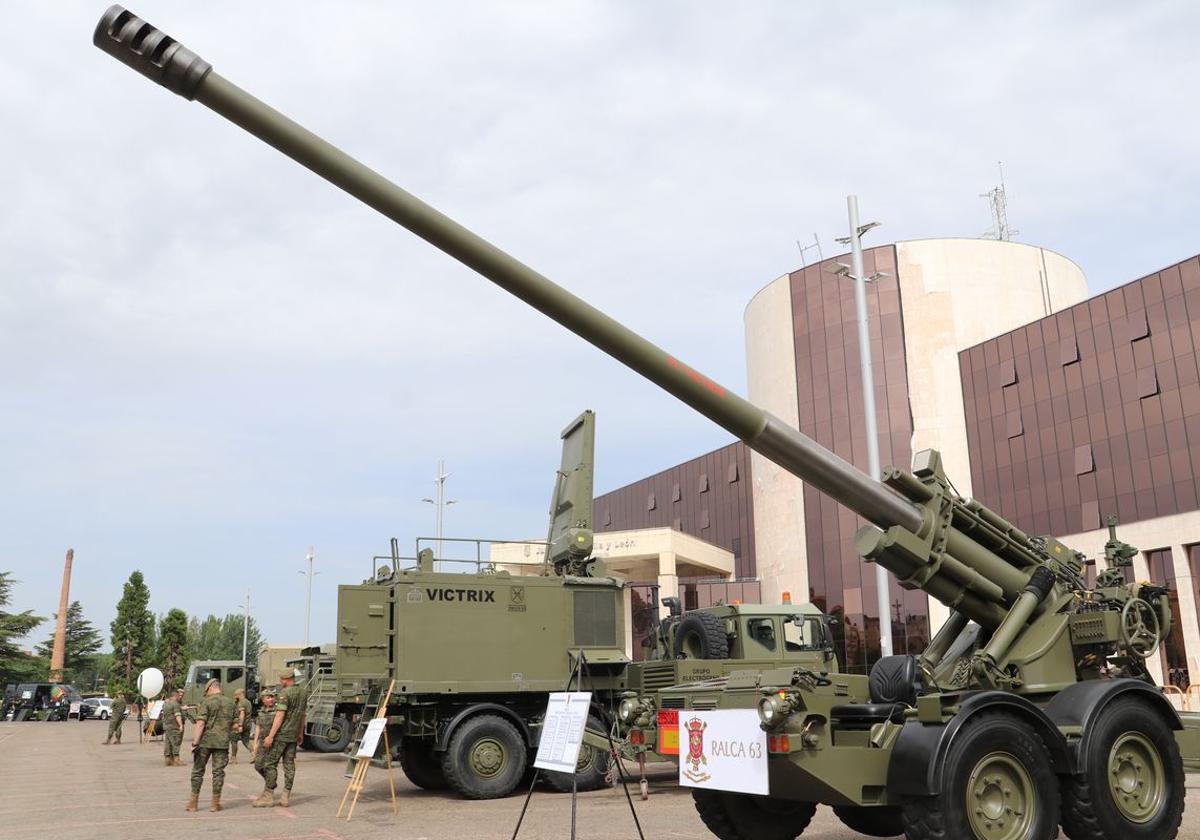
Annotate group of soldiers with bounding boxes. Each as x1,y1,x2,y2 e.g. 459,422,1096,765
102,669,307,813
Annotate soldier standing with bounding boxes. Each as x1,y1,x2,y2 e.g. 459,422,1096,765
253,670,305,807
250,687,277,780
103,693,127,745
161,688,185,766
187,678,236,813
229,688,253,764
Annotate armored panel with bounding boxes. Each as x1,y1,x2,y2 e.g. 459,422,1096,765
573,589,616,647
1068,611,1122,646
335,585,391,696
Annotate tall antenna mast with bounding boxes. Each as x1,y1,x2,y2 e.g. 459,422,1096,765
980,161,1017,241
796,233,823,267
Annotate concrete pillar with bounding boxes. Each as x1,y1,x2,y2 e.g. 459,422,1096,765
622,586,634,660
659,550,679,619
1133,553,1166,686
1170,544,1200,689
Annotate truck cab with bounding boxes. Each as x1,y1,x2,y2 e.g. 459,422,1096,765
182,660,258,708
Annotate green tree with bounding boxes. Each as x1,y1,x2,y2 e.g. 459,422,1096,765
157,609,189,689
75,652,113,693
109,571,154,694
34,600,103,683
0,572,44,686
186,612,264,661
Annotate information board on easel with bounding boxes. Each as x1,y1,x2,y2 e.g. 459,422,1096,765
337,680,398,821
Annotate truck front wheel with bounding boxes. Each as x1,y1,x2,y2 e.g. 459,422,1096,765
442,714,528,799
692,789,816,840
542,714,611,793
1058,696,1183,839
901,711,1057,840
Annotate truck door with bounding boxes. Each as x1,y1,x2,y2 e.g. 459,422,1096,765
337,585,391,692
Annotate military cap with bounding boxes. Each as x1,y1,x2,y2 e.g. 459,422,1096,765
203,678,221,692
279,669,296,681
260,685,277,697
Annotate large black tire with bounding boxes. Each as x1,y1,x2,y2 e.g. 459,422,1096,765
902,712,1058,840
398,738,448,790
692,789,817,840
542,714,611,793
1059,696,1184,840
833,805,904,837
311,715,353,753
441,714,528,799
674,611,730,660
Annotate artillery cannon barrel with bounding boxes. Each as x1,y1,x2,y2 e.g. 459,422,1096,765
93,6,924,536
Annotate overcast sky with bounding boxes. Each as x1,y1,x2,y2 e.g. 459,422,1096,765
2,2,1198,654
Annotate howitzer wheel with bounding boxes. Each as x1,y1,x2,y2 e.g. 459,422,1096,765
901,711,1058,840
691,789,816,840
1059,696,1183,839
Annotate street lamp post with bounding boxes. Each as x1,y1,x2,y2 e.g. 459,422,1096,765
240,590,251,663
834,195,893,658
298,548,319,646
421,459,457,564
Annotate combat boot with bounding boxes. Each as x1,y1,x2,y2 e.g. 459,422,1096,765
252,788,274,808
209,794,222,812
279,789,290,807
230,755,238,765
163,755,171,766
185,793,199,812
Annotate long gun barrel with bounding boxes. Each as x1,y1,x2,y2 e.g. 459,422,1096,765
95,7,1075,633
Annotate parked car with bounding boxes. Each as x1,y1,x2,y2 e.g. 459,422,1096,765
82,697,114,720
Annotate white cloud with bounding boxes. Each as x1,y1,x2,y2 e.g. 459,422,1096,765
1,1,1197,645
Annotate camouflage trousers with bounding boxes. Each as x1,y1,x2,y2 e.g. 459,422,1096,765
106,717,122,743
163,728,182,759
190,746,229,795
229,726,252,759
256,739,297,791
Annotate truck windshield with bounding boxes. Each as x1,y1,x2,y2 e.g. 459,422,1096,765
783,615,823,651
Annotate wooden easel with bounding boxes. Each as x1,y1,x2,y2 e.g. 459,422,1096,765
337,679,398,821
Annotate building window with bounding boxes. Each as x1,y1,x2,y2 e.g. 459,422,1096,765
1145,549,1187,688
999,358,1017,386
1006,411,1024,439
671,483,681,503
698,473,709,493
646,492,656,511
1137,367,1159,399
1074,444,1095,475
1060,337,1080,365
1127,310,1150,341
700,508,710,529
727,462,739,483
603,510,612,526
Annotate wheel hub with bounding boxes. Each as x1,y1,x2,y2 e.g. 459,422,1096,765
966,752,1035,840
1107,732,1164,823
470,737,507,778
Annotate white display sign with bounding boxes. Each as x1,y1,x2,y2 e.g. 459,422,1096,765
147,700,164,720
356,717,387,758
533,691,592,774
676,710,768,796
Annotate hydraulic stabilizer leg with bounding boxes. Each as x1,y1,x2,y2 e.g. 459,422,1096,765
971,567,1057,687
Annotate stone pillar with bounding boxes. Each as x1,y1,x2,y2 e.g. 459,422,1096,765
658,550,679,619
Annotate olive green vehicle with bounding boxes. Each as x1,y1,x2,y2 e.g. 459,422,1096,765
95,9,1200,836
181,660,258,708
619,601,837,766
283,646,346,752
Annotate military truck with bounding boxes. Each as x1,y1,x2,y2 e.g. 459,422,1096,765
618,601,837,764
94,12,1200,836
181,660,258,708
284,646,347,752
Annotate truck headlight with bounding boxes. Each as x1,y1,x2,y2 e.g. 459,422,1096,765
758,695,787,729
618,697,640,724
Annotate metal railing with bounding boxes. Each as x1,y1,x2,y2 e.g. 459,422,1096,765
370,536,552,578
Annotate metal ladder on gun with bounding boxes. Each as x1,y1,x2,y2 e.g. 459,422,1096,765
343,682,387,777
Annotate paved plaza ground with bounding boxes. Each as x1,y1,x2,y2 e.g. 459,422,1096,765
4,718,1200,839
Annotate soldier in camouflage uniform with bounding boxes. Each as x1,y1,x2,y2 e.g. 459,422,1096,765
161,687,185,766
103,693,127,744
253,670,305,808
228,688,253,764
187,678,236,813
250,687,277,779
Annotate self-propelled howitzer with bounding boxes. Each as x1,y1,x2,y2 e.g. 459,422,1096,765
94,8,1199,837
